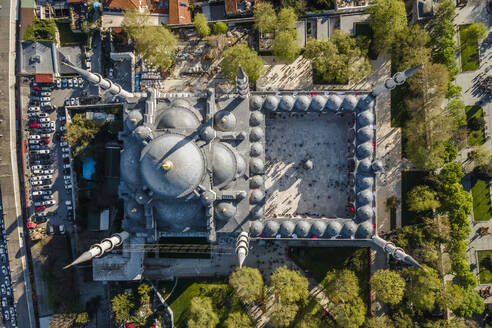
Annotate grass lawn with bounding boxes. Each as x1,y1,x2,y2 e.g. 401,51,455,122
478,250,492,284
289,247,370,307
168,279,250,328
401,171,429,226
471,178,492,221
460,24,480,71
56,22,86,46
466,105,485,146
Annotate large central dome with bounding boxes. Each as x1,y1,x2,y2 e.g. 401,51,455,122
140,133,205,198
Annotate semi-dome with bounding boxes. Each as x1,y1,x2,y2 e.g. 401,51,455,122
250,112,264,126
212,142,237,188
325,221,342,237
279,221,296,236
357,142,373,159
295,221,312,237
342,95,358,112
125,199,143,220
356,174,374,190
356,221,374,238
251,96,264,110
215,201,236,221
250,220,264,236
250,143,264,157
357,111,374,127
125,110,143,130
310,95,326,111
357,127,373,143
250,127,264,142
140,134,205,198
154,199,203,227
250,158,264,174
357,190,373,206
250,175,264,188
156,106,201,129
235,153,246,177
120,141,142,187
357,205,373,221
357,159,372,173
340,221,357,238
214,110,236,131
264,95,279,111
326,95,342,111
279,95,295,111
264,220,280,236
250,189,264,204
294,95,311,111
311,221,327,237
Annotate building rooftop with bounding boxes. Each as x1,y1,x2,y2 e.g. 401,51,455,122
19,41,59,76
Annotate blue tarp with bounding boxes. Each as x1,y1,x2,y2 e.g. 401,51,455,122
83,157,96,180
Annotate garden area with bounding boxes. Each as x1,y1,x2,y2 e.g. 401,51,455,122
471,178,492,222
478,250,492,284
459,24,480,71
56,22,87,46
401,170,428,226
466,105,486,146
23,17,57,43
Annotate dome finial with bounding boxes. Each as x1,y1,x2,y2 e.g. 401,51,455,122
162,160,174,171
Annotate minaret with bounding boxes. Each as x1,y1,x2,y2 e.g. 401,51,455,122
64,231,130,269
372,235,423,269
235,231,249,268
371,65,423,97
236,66,249,98
61,61,135,99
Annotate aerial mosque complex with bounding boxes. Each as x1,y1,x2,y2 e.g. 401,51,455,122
64,61,423,281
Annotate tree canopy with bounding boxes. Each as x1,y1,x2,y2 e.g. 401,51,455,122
229,267,264,304
193,13,211,38
270,302,299,328
254,2,277,34
368,0,407,53
407,185,440,212
187,297,219,328
213,22,228,35
221,42,265,82
23,17,57,43
455,287,484,318
392,25,430,72
405,266,441,312
436,282,463,311
364,315,394,328
224,311,253,328
111,292,134,324
462,23,487,46
277,7,298,31
371,269,406,304
271,267,309,304
272,30,301,62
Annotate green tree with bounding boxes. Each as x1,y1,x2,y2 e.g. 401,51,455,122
368,0,407,53
121,9,151,40
224,311,253,328
463,23,487,46
277,7,298,31
221,42,265,82
392,25,430,72
187,297,219,328
330,296,366,328
23,17,57,43
364,315,394,328
470,146,491,166
270,302,299,328
254,2,277,34
229,267,264,304
138,283,152,305
271,266,309,304
75,312,90,324
213,22,228,35
446,98,467,127
272,30,301,62
406,266,441,312
304,30,372,84
111,292,134,325
371,269,406,304
193,13,210,38
407,185,440,212
436,282,463,311
49,313,77,328
281,0,307,14
455,287,484,318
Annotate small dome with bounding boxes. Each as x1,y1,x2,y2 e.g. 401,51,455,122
250,127,264,142
251,143,264,157
372,160,383,172
279,221,296,236
357,96,374,111
356,221,374,238
214,110,237,131
295,221,312,237
357,110,374,127
250,220,264,236
200,126,216,142
236,153,246,177
201,190,216,205
215,202,236,221
357,205,374,221
326,95,342,111
264,95,279,112
294,95,311,111
250,158,264,174
125,110,143,130
279,96,295,111
250,175,264,188
250,189,264,204
133,126,153,142
251,96,264,110
250,112,264,126
156,106,201,129
251,206,264,219
264,220,280,237
310,96,326,111
311,221,327,237
357,142,373,159
325,221,342,237
357,190,373,206
212,142,237,188
356,174,374,190
120,141,142,187
357,159,372,173
342,95,358,112
357,127,373,143
304,160,314,170
125,199,143,220
154,199,203,227
340,221,357,238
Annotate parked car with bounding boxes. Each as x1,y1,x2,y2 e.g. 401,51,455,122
64,179,71,185
62,147,70,153
31,181,42,186
28,106,40,112
68,79,73,88
47,225,54,235
41,102,51,107
42,169,54,174
78,77,83,86
58,225,65,235
40,92,50,96
108,68,114,78
63,168,71,175
73,78,78,88
60,126,67,132
28,135,40,140
62,79,67,88
31,165,42,170
37,113,48,118
63,175,71,180
28,139,39,144
60,142,69,147
62,153,70,159
63,163,71,169
40,97,50,102
65,98,70,106
44,200,56,206
70,98,76,106
42,195,54,200
39,118,50,123
65,184,72,189
56,79,61,88
35,206,45,212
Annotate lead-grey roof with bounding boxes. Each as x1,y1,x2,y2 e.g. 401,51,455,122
311,221,327,237
156,106,201,130
20,41,58,75
279,221,296,236
295,221,312,237
310,95,326,111
295,95,311,111
212,142,237,188
357,110,375,127
356,190,373,206
279,95,295,111
215,201,236,221
357,142,374,158
214,110,237,131
356,127,374,143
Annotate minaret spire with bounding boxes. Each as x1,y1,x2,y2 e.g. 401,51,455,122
236,66,249,98
371,65,423,97
64,231,130,269
372,235,423,268
235,231,250,268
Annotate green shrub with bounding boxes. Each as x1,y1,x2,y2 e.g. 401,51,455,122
468,116,485,131
213,22,228,35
